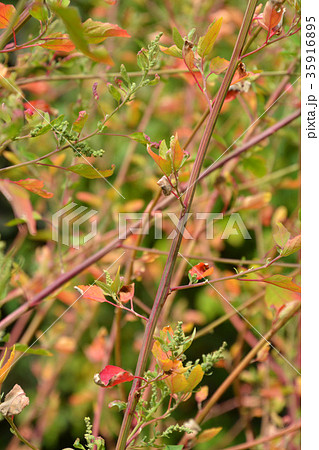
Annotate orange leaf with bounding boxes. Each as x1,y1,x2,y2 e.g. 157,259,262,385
0,179,36,234
171,135,184,171
94,364,135,388
0,346,15,384
0,2,15,29
40,33,75,52
189,263,214,280
76,285,106,302
118,283,134,303
152,340,174,372
147,145,172,175
12,179,53,198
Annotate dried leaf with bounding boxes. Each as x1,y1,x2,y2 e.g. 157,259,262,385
0,384,29,416
118,283,135,303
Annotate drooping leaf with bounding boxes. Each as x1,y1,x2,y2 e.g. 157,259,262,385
197,18,223,58
0,2,16,29
67,163,115,179
263,274,301,293
40,33,75,52
12,179,54,198
76,285,106,302
94,365,134,388
82,18,130,44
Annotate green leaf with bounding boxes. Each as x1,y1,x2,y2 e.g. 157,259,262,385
197,18,223,58
273,223,291,249
281,234,301,257
32,115,65,137
265,284,297,306
67,164,115,179
53,6,113,65
120,64,131,86
111,266,121,294
72,111,88,134
30,1,49,21
263,274,300,293
159,45,183,59
165,446,183,450
14,343,53,356
107,84,121,103
242,155,267,177
82,18,130,44
95,281,114,298
108,400,127,411
172,27,184,50
129,132,149,144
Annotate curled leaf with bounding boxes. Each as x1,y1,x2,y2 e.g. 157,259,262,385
188,263,214,280
94,365,134,388
118,283,135,303
0,384,29,416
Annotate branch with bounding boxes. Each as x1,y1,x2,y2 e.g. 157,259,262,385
115,2,259,448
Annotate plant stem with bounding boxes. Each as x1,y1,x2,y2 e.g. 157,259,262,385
5,416,39,450
179,301,300,447
115,2,259,448
218,420,300,450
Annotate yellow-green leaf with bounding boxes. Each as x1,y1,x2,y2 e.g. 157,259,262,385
210,56,229,74
263,274,301,293
197,18,223,58
67,163,115,179
197,427,222,443
186,364,204,392
159,45,183,59
281,234,301,257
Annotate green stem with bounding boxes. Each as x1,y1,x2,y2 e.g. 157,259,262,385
115,2,258,449
5,416,39,450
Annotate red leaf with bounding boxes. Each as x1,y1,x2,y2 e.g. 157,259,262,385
40,33,75,52
23,100,52,114
189,262,214,280
12,179,53,198
94,365,134,388
0,179,36,235
76,285,106,302
119,283,134,303
0,2,15,29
